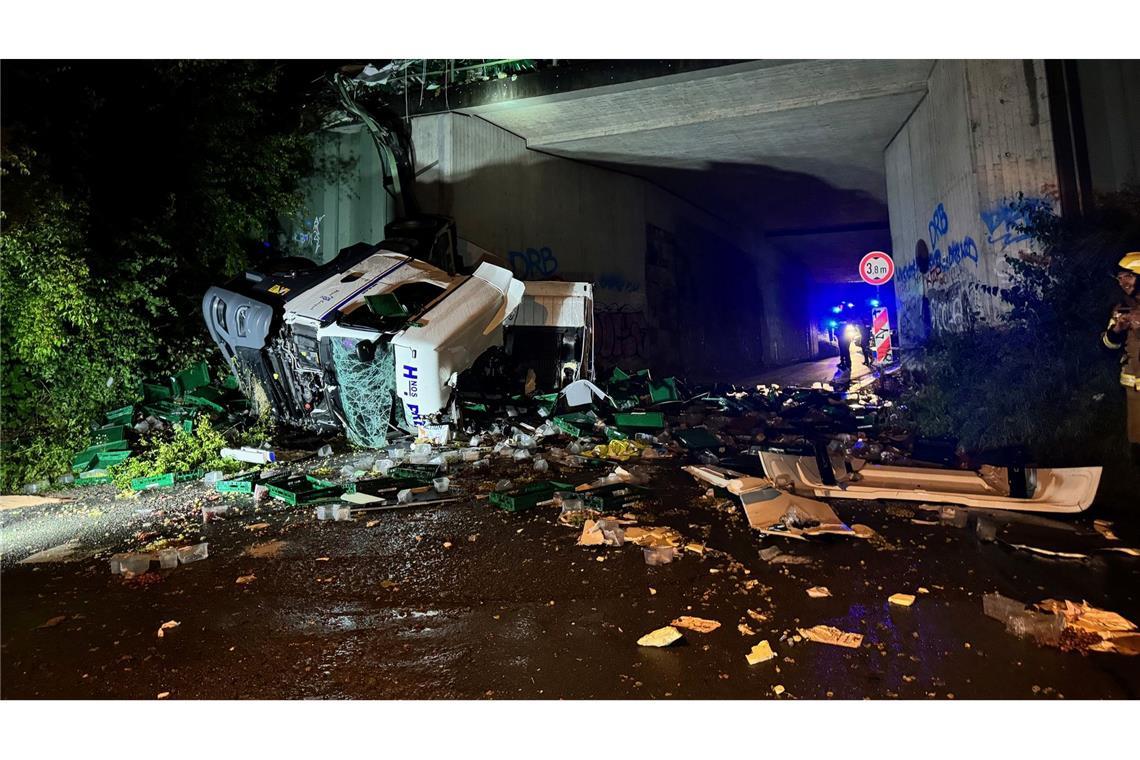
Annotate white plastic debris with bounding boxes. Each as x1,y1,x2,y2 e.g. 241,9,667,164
220,447,276,464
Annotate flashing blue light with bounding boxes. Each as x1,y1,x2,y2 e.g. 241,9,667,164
831,305,842,314
847,302,855,308
828,319,839,329
870,298,880,307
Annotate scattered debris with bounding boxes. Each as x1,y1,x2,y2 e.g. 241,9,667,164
889,593,916,607
746,640,776,665
671,616,721,633
36,615,67,630
637,626,684,647
0,495,66,511
244,540,288,559
798,625,864,648
156,620,180,638
20,540,93,564
1035,599,1139,655
235,574,257,584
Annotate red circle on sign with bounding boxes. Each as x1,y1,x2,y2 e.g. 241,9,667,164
859,251,894,285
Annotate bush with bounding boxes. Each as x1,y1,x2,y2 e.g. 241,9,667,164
110,416,242,491
1,62,324,491
902,188,1140,468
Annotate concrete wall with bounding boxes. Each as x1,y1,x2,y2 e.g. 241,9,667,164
1077,60,1140,193
755,243,813,365
282,126,394,263
886,60,1059,345
411,112,807,376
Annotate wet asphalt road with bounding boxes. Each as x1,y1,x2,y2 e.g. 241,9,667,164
3,456,1140,700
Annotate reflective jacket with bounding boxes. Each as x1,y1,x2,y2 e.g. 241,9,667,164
1103,292,1140,389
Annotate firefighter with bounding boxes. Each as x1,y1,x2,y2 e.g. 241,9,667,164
1103,252,1140,463
836,318,855,372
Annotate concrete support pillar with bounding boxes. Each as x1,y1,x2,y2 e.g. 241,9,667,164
885,60,1060,345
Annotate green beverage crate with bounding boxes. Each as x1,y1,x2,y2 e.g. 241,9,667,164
105,405,135,426
265,474,342,506
613,411,665,430
489,481,573,513
171,362,211,397
93,450,132,469
215,472,263,494
91,424,129,444
130,472,175,491
648,378,680,403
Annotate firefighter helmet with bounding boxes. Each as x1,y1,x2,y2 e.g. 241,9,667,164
1119,252,1140,274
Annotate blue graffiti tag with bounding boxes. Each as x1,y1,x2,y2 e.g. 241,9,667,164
928,203,949,249
896,259,919,284
979,196,1053,250
927,204,978,274
508,246,559,280
595,273,640,293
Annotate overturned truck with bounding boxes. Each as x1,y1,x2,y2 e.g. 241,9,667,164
203,235,594,447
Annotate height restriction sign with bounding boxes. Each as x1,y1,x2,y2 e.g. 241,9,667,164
859,251,894,286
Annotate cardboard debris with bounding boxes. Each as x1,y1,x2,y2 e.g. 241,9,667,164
1035,599,1136,639
624,525,682,548
243,540,288,559
156,620,180,638
235,574,257,584
0,495,66,511
798,625,863,648
671,616,721,634
738,623,756,636
577,519,606,546
637,626,683,647
888,593,916,607
806,586,832,598
746,640,776,665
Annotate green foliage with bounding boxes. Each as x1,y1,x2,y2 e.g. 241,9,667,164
903,189,1140,465
0,180,165,489
110,416,241,491
1,61,323,491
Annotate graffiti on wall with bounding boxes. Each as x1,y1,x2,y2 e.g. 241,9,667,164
595,273,641,293
927,203,980,275
595,303,648,364
290,214,325,258
508,246,559,280
979,196,1053,250
897,203,996,338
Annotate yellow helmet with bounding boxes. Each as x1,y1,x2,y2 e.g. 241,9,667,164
1119,252,1140,274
